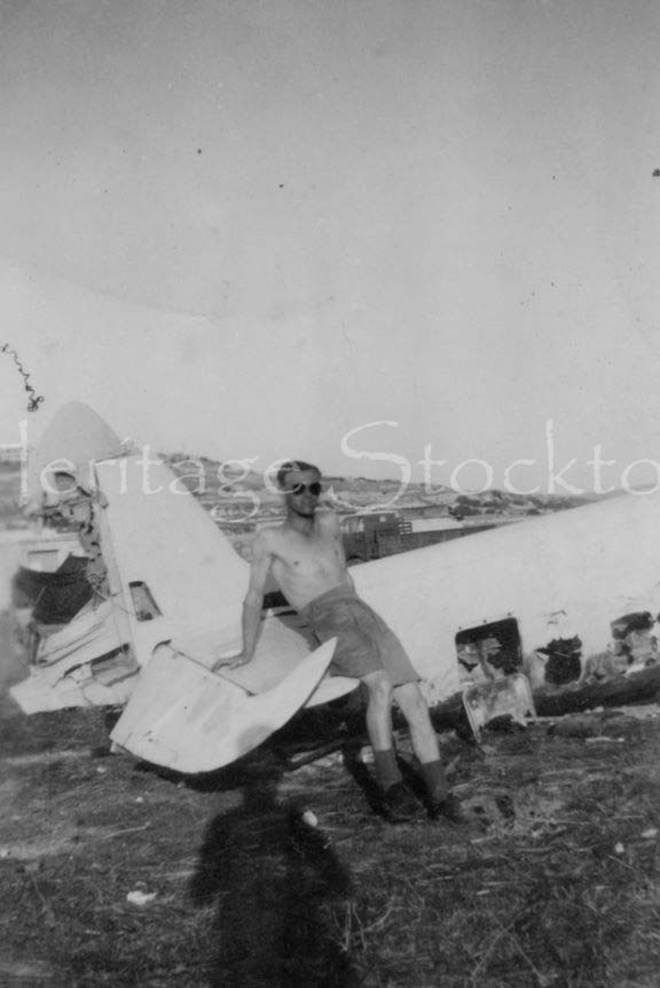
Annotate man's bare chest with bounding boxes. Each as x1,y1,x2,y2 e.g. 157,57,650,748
271,522,341,570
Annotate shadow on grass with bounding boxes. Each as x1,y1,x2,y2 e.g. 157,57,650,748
189,753,360,988
340,741,389,818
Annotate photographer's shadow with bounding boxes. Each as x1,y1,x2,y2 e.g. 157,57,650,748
190,751,359,987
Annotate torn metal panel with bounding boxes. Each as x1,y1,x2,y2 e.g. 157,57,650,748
32,598,130,675
463,673,536,739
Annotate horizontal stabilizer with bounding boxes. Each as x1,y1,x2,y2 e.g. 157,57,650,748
110,638,337,773
168,618,358,707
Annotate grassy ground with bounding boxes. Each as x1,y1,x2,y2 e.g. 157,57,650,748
1,615,659,987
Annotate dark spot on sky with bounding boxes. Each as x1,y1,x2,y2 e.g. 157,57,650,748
653,168,660,178
279,183,284,188
197,148,202,155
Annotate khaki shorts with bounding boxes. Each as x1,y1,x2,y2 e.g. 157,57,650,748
300,585,419,685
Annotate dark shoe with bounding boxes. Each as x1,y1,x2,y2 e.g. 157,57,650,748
429,792,474,826
380,782,421,823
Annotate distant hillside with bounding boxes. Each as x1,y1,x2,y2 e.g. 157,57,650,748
0,452,608,538
163,453,603,532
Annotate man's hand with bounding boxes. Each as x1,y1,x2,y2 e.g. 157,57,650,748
212,651,251,673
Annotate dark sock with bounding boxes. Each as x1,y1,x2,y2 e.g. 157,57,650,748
419,759,449,802
373,748,402,790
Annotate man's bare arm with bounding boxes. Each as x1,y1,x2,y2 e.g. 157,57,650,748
213,531,273,670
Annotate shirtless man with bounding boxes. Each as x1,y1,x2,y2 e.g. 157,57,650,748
215,461,466,824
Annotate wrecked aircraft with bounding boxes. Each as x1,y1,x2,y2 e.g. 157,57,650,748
7,402,660,773
8,402,353,772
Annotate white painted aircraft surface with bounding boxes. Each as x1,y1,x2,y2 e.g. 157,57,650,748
8,402,352,771
8,402,660,772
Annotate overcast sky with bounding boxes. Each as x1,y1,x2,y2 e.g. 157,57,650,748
1,0,660,494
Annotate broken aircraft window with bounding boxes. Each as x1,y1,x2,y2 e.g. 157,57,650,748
456,618,522,683
129,581,162,622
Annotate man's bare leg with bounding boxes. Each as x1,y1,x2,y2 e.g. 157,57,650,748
362,670,394,749
361,671,419,821
393,681,468,823
392,681,441,765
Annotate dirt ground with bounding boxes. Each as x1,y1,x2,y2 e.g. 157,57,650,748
1,611,660,988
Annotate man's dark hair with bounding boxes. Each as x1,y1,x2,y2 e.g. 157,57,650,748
276,460,321,489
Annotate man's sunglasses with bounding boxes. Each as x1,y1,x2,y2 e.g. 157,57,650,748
287,481,322,496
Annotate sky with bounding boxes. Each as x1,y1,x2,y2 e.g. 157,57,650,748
1,0,660,495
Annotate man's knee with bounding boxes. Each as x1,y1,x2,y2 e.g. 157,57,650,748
362,670,394,707
394,681,429,720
